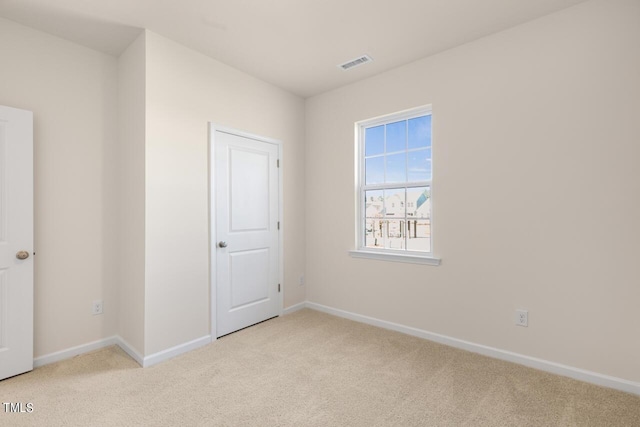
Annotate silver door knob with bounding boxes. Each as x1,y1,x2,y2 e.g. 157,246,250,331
16,250,30,260
218,241,228,248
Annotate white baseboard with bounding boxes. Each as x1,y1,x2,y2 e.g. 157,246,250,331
282,301,306,315
33,334,211,369
305,301,640,396
142,335,212,368
32,302,639,396
114,336,144,366
34,336,118,368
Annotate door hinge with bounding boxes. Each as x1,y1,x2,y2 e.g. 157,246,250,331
277,159,280,168
277,221,280,230
278,283,281,292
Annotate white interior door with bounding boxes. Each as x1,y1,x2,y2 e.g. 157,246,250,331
0,106,34,380
213,128,281,337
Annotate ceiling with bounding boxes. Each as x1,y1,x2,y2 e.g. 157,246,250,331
0,0,588,97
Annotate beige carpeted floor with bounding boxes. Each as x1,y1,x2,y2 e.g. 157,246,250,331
1,309,639,426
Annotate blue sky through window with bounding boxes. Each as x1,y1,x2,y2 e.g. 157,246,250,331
408,115,431,149
386,120,406,152
365,156,384,184
364,114,431,185
408,149,431,181
365,125,384,156
385,153,406,183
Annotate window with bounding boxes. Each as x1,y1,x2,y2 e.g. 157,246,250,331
351,106,440,265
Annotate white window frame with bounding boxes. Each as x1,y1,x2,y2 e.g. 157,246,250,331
349,105,441,265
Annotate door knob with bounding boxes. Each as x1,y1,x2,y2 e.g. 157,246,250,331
16,250,30,260
218,241,228,248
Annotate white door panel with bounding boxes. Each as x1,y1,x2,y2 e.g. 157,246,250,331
0,105,34,381
230,149,270,231
229,248,270,310
213,128,280,337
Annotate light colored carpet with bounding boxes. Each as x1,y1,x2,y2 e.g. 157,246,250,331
1,309,639,426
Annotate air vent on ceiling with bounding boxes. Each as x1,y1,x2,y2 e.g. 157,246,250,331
338,55,373,71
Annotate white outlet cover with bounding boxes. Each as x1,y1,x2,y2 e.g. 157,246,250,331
515,309,528,327
92,299,103,315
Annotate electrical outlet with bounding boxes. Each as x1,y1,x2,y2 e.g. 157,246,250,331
92,300,103,315
299,274,305,286
515,309,528,327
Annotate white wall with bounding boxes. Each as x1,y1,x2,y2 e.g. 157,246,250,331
305,0,640,383
117,32,146,355
0,19,305,361
0,17,119,357
144,31,306,355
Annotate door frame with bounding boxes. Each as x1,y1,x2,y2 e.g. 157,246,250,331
208,123,283,339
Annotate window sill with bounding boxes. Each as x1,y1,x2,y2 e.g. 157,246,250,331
348,250,441,266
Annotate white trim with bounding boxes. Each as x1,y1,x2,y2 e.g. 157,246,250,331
207,124,214,344
142,335,212,368
349,249,441,265
304,301,640,396
282,301,306,315
277,143,284,316
29,304,640,396
208,123,284,338
356,105,433,128
355,105,435,257
33,334,212,369
33,336,118,368
115,336,144,366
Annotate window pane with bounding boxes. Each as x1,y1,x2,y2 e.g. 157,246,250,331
408,149,431,182
365,219,384,248
365,189,384,249
406,219,431,252
406,186,430,252
365,156,384,185
408,115,431,149
364,190,384,218
359,109,433,255
385,120,406,153
406,187,430,219
385,153,406,183
384,188,405,218
365,125,384,156
385,220,405,250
